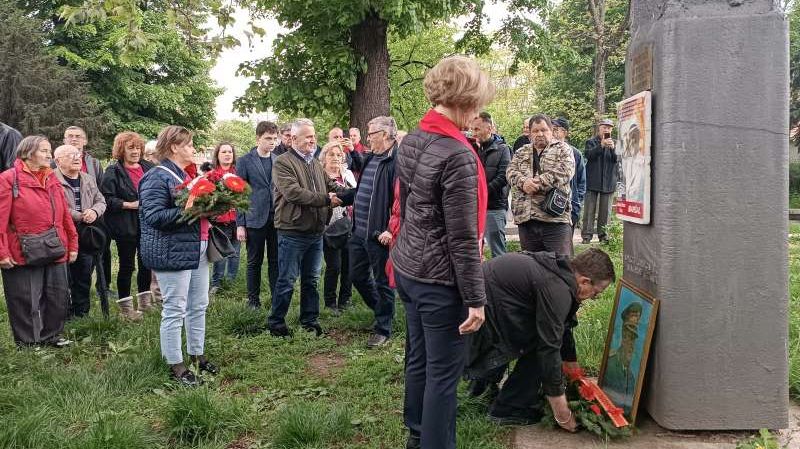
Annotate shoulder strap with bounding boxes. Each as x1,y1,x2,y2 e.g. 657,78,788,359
156,164,185,183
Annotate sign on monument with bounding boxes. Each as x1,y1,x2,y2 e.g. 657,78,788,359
615,91,652,224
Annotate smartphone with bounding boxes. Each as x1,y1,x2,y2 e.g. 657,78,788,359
603,132,611,140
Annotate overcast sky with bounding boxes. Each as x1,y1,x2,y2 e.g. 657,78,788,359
210,5,511,122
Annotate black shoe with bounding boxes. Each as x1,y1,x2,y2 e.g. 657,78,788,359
581,238,592,244
173,369,202,387
366,333,389,348
247,299,261,310
302,323,324,337
269,325,292,337
487,409,542,426
468,379,490,397
406,434,420,449
198,360,219,375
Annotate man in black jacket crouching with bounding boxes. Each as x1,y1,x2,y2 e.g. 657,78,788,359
465,248,615,431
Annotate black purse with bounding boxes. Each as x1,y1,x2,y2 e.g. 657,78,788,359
324,215,352,250
207,225,236,263
12,170,67,266
532,146,570,217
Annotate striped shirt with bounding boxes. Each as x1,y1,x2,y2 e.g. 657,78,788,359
352,155,384,238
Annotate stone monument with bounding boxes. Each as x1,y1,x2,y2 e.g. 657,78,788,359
623,0,790,429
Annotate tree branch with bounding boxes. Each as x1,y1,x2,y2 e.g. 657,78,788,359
608,0,631,48
587,0,603,36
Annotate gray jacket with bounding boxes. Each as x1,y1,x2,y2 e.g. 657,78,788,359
55,170,107,224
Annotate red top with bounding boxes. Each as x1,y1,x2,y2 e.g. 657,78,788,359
211,165,237,224
125,164,145,190
81,155,88,173
353,142,366,154
0,159,78,265
183,170,209,241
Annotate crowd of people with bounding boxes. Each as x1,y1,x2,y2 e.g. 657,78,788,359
0,56,624,449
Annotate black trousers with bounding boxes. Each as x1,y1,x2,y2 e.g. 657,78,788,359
68,252,95,317
245,220,278,307
115,239,150,299
396,272,466,449
491,351,543,416
322,242,351,308
517,220,572,257
1,263,69,345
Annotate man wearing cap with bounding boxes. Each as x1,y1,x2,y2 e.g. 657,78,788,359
552,118,586,251
53,144,107,317
604,302,643,408
582,118,619,244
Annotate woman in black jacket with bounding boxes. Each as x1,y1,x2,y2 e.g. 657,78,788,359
390,56,494,449
101,132,154,319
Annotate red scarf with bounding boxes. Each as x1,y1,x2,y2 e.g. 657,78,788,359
418,108,488,249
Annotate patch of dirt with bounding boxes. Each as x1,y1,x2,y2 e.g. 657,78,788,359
247,385,263,394
307,351,347,379
226,434,255,449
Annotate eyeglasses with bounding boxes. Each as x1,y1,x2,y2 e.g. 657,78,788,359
367,130,385,137
59,153,81,160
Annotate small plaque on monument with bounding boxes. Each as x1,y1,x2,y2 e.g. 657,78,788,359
630,46,653,94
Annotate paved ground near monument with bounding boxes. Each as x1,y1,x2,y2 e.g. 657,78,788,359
513,404,800,449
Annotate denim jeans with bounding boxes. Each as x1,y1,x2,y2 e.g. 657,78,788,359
211,223,241,287
349,234,395,337
155,242,209,365
396,272,467,449
484,209,507,258
268,232,323,329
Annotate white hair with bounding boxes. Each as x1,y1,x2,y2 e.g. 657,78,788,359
144,140,157,152
291,118,315,136
367,116,398,140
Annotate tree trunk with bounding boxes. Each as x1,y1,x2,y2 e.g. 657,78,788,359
594,45,608,119
349,10,391,133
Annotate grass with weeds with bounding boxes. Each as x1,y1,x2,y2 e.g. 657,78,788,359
0,226,796,449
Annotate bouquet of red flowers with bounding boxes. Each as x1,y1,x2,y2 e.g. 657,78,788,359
174,170,251,224
541,365,633,439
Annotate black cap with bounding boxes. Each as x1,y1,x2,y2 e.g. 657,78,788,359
552,117,570,131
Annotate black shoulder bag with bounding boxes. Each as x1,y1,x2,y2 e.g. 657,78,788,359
532,147,570,217
12,170,67,266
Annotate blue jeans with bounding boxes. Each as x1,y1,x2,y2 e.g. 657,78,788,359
397,272,467,449
349,233,395,337
268,232,323,328
155,242,209,365
484,209,507,258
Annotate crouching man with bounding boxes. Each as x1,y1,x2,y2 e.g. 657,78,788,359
464,248,615,431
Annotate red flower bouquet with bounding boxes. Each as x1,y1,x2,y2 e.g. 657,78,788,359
541,364,632,439
174,172,251,223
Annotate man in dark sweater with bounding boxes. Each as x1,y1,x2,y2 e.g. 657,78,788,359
582,118,620,243
465,248,615,430
470,112,510,258
237,121,280,309
348,116,398,348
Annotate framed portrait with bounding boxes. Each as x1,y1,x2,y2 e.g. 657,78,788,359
598,280,659,424
614,90,652,224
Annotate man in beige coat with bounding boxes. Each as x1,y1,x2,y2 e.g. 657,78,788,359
54,144,107,317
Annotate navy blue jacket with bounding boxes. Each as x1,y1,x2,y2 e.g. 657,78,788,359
139,159,201,271
349,144,397,238
236,148,274,229
570,146,587,225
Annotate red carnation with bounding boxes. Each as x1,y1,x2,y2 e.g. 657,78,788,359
206,170,223,183
223,175,246,193
590,404,602,416
190,178,216,196
578,384,595,401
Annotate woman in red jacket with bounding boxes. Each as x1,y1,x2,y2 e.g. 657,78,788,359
209,142,240,295
0,136,78,346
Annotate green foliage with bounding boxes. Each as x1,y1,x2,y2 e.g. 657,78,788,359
273,402,353,448
790,2,800,123
16,0,220,155
206,120,257,156
790,162,800,193
736,429,786,449
0,6,107,143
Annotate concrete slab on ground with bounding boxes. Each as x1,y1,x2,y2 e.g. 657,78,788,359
512,405,800,449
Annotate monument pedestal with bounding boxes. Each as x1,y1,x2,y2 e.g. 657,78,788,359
624,0,790,430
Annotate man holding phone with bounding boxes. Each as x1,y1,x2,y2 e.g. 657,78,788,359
582,118,619,244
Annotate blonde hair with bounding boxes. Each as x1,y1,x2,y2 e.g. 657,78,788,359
111,131,145,160
424,56,496,111
319,141,344,164
155,125,193,162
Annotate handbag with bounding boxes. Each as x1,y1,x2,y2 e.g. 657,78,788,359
532,146,570,217
12,170,66,266
207,225,236,263
323,215,352,250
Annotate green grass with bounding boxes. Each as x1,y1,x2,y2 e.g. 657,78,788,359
0,230,796,448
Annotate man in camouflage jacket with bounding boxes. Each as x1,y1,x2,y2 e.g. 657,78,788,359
507,114,575,256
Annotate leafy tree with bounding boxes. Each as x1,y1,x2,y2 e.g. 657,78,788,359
235,0,482,132
204,119,257,155
790,1,800,124
0,6,107,146
17,0,221,154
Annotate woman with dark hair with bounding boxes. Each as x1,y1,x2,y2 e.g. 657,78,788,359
0,136,78,346
209,142,240,295
390,56,494,449
100,131,155,319
139,125,217,386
